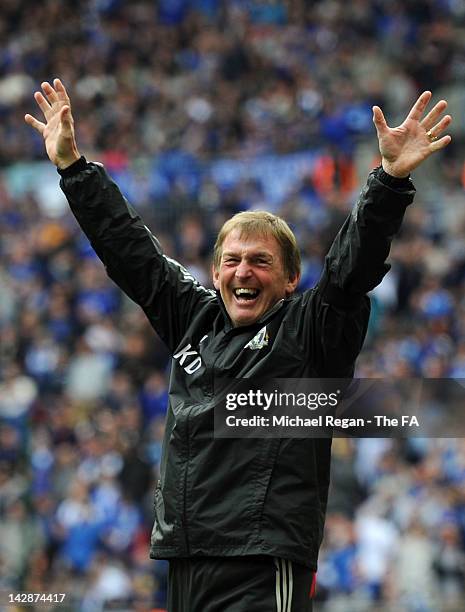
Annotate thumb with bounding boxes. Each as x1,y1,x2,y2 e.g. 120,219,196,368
372,105,388,135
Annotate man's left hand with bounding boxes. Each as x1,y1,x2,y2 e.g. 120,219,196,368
373,91,452,178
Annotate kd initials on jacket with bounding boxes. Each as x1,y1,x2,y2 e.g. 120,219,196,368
173,335,208,374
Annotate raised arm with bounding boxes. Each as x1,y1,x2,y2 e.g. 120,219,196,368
310,92,452,376
25,80,216,352
323,91,452,298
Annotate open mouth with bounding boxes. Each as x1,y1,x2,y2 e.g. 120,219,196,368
233,287,260,302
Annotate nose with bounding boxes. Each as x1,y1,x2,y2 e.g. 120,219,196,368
235,259,252,279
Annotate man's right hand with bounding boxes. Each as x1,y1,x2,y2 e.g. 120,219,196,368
25,78,81,170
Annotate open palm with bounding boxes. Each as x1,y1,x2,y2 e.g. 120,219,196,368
373,91,451,178
24,79,80,169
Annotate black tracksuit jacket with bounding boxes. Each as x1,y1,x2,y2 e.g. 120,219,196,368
59,158,415,570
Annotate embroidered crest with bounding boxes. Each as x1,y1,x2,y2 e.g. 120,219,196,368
245,326,269,350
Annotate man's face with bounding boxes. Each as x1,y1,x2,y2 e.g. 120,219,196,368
213,229,299,327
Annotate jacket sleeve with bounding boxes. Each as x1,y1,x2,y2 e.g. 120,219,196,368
59,158,215,353
307,166,415,377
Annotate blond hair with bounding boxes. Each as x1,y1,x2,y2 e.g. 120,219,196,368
213,210,301,279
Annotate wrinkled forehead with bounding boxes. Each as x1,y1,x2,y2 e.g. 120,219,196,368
221,227,281,255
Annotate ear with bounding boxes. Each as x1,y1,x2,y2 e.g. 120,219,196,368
212,263,220,290
285,272,300,297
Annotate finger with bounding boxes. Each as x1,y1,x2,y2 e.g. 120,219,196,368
41,81,59,106
430,134,452,152
24,113,45,134
54,78,71,105
421,99,448,131
34,91,52,119
427,114,452,140
407,91,432,121
372,105,389,134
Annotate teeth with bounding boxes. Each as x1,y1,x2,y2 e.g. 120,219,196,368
234,288,258,297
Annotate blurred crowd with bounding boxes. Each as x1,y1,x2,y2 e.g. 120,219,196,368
1,0,465,610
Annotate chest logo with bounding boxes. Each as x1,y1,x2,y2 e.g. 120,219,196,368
245,326,269,350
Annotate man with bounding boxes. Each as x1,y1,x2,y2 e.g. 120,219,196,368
26,80,451,611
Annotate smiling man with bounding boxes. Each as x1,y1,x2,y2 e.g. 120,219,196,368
25,80,451,611
213,213,300,327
